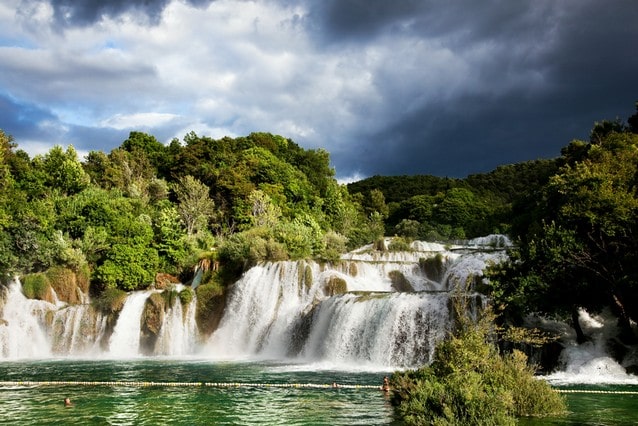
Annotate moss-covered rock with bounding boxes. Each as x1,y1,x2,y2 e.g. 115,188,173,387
389,270,414,292
46,267,82,304
179,287,193,305
21,273,56,304
323,275,347,296
419,254,445,283
195,282,227,336
93,288,127,314
297,262,313,295
140,292,165,355
347,262,358,277
155,273,180,290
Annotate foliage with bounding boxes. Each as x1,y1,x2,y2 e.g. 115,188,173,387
179,287,194,306
390,302,566,425
319,231,348,262
21,273,52,301
388,236,412,251
173,175,216,236
92,287,128,313
488,120,638,342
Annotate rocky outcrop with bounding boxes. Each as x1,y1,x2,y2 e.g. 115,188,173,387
323,275,347,296
195,283,227,336
140,293,165,355
389,270,414,292
154,273,180,290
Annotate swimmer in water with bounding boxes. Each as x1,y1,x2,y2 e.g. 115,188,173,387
64,397,72,407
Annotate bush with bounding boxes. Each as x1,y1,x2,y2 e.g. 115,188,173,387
21,273,53,302
93,287,128,313
390,301,566,425
388,236,412,251
179,287,194,306
320,231,347,262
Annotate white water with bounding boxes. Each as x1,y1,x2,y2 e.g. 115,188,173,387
300,292,450,368
155,287,199,356
203,244,503,368
0,280,52,359
5,235,635,383
108,290,155,358
50,304,108,355
545,309,638,385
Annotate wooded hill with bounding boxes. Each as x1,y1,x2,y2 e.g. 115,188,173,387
1,103,638,344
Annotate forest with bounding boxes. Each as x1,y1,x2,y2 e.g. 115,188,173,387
1,104,638,345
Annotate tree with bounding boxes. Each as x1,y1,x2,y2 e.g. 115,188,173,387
489,126,638,343
174,175,216,235
41,145,89,195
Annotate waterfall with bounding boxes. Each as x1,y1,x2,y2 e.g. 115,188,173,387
300,292,450,368
545,309,638,385
50,304,108,355
205,243,502,368
155,287,199,356
108,291,155,358
1,237,509,367
0,280,52,359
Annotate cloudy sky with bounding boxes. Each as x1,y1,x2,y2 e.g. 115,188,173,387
1,0,638,181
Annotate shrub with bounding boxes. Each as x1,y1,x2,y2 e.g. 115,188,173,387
320,231,347,262
21,273,53,302
388,236,412,251
93,287,128,313
179,287,194,306
390,301,566,425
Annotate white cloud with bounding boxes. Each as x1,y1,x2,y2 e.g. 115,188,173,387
100,112,181,130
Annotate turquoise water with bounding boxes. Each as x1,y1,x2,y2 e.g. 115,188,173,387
0,359,400,425
521,385,638,426
0,360,636,425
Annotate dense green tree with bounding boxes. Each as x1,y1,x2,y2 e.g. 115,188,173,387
40,145,90,196
489,127,638,342
174,175,216,236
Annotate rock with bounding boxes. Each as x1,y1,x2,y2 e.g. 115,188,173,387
626,365,638,376
155,273,180,289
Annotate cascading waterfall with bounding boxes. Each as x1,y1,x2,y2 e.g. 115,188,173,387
300,292,450,367
1,235,511,368
50,304,108,355
205,238,506,368
155,286,199,356
108,290,156,358
0,280,52,359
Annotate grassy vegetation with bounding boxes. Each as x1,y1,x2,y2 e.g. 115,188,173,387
390,300,566,425
21,273,53,302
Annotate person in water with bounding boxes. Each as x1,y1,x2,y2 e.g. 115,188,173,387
382,376,390,392
64,397,73,407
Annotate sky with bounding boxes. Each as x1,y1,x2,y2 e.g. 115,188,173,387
1,0,638,182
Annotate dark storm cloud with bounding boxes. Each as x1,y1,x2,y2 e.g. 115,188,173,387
310,0,638,178
29,0,212,27
4,0,638,179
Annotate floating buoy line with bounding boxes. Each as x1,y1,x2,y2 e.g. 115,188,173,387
0,381,637,394
554,389,638,395
0,381,380,390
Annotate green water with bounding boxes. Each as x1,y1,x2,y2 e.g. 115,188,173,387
0,360,636,425
0,359,400,425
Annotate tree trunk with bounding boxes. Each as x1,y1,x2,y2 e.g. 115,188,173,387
571,308,587,344
610,293,638,344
